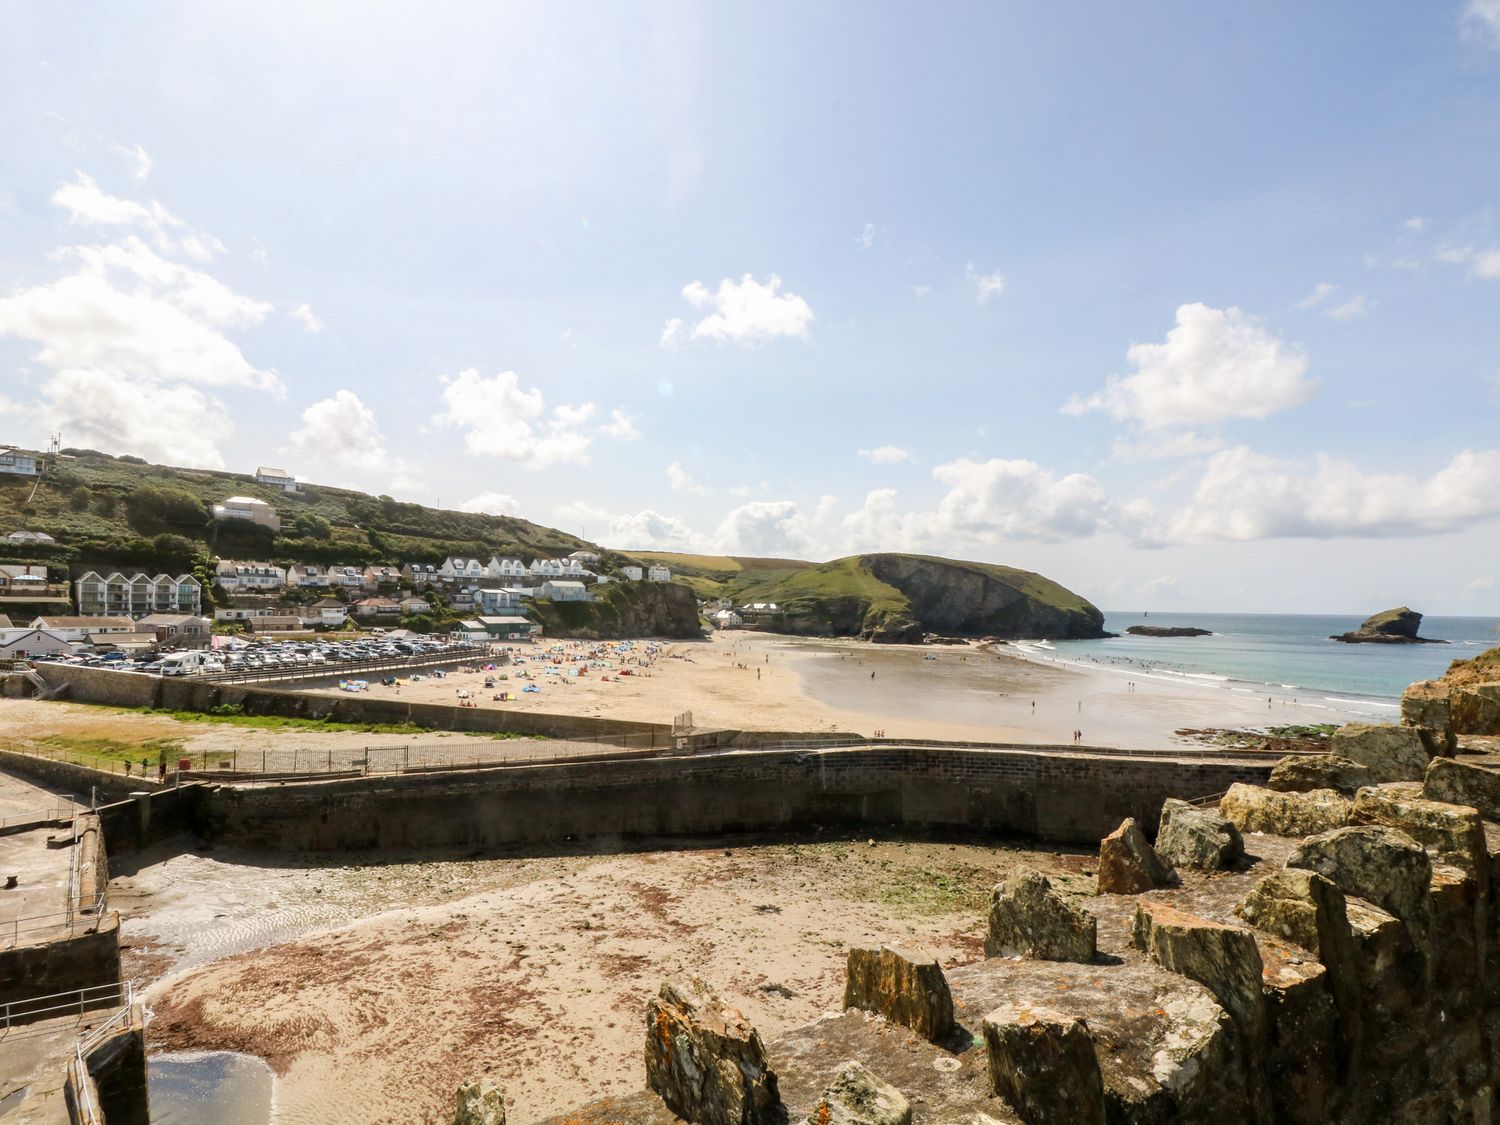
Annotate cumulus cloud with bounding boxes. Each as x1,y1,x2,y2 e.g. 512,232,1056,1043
711,500,817,556
858,444,913,465
32,369,231,468
666,460,707,495
290,390,390,470
1464,0,1500,43
458,491,520,517
1110,430,1225,463
1063,303,1314,429
660,273,813,347
855,223,878,250
51,172,222,259
608,509,700,551
1299,282,1336,309
1166,445,1500,541
431,369,597,468
291,303,324,333
599,408,641,440
1435,243,1500,280
965,262,1006,304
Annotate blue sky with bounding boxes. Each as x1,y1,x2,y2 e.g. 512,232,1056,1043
2,1,1499,614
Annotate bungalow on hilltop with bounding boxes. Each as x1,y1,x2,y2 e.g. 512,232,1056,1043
5,530,55,544
621,566,643,581
212,495,281,532
0,447,41,476
351,596,402,620
254,466,297,492
648,564,671,583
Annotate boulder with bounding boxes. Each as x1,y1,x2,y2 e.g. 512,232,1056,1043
1097,817,1177,894
801,1061,911,1125
1348,786,1486,877
1267,754,1373,797
1330,607,1443,644
1219,784,1351,837
1328,723,1429,784
1259,938,1341,1125
1451,683,1500,736
1155,798,1244,870
1285,826,1433,943
984,866,1096,963
645,978,781,1125
1401,679,1452,731
843,945,955,1042
981,1002,1105,1125
452,1078,506,1125
1423,756,1500,821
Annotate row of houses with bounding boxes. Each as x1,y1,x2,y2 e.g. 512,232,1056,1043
75,572,204,618
0,613,212,659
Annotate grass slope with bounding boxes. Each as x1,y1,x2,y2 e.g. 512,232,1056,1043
618,550,809,600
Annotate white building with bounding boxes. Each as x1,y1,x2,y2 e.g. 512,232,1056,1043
0,627,75,658
529,558,563,578
329,565,365,589
32,615,137,642
485,557,529,580
212,495,281,532
621,566,643,581
311,598,348,627
255,466,297,492
286,564,333,588
74,572,202,617
440,557,486,582
568,549,601,566
214,561,287,592
5,530,55,544
0,448,40,476
648,565,672,583
539,580,590,602
476,588,521,614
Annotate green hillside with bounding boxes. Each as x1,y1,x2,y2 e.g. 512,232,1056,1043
618,550,808,600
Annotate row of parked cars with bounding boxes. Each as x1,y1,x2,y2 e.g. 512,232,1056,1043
30,636,481,677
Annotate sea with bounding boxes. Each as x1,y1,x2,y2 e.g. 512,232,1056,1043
1017,613,1500,715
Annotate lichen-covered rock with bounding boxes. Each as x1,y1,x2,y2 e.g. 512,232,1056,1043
1329,723,1430,783
1155,798,1244,870
984,866,1096,963
981,1002,1105,1125
1348,786,1487,876
1402,678,1452,730
843,945,955,1042
1259,937,1341,1125
1423,756,1500,821
1219,784,1351,837
1132,900,1267,1037
645,978,781,1125
801,1061,911,1125
1097,817,1177,894
1451,683,1500,736
1286,826,1433,943
452,1078,506,1125
1267,754,1374,796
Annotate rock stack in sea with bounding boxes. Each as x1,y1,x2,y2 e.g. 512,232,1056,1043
1330,606,1445,645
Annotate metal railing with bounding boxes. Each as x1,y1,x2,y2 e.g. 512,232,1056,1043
0,794,77,831
0,979,129,1035
194,645,487,685
2,891,108,950
69,982,145,1125
741,735,1312,762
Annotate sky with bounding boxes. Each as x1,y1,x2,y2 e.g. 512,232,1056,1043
1,1,1499,615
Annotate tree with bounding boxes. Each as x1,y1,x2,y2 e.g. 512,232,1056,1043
151,533,199,572
70,486,93,512
125,484,207,534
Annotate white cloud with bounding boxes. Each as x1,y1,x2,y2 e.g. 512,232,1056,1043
666,460,708,495
1109,430,1225,462
729,481,769,498
711,500,817,556
1298,282,1336,308
34,369,231,469
1404,216,1427,233
1063,303,1314,429
1464,0,1500,43
431,369,597,468
1435,243,1500,279
1142,574,1179,595
1326,295,1372,321
104,142,152,182
660,273,813,347
291,303,324,333
965,262,1006,304
1165,445,1500,541
291,390,390,471
608,509,700,551
599,408,641,440
50,171,222,259
912,285,931,299
856,223,878,250
858,444,914,464
1472,250,1500,280
458,491,520,517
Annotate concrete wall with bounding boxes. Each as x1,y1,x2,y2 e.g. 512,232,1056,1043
0,913,121,1011
0,748,144,803
66,1004,150,1125
201,747,1272,853
94,786,204,854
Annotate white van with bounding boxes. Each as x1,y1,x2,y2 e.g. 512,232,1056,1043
159,652,205,677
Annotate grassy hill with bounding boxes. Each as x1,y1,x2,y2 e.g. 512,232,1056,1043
617,550,809,600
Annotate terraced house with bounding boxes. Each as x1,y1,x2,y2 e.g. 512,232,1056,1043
73,571,203,617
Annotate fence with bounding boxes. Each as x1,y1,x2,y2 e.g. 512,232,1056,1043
743,735,1318,763
0,979,130,1036
2,884,107,950
0,794,77,831
195,644,488,685
68,982,146,1125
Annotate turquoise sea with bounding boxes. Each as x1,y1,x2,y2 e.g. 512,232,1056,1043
1027,613,1499,710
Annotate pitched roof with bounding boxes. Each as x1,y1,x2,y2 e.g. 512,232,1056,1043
33,615,135,628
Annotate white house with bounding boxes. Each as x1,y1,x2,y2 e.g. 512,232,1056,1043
212,495,281,532
214,561,287,592
0,627,75,658
32,615,136,641
399,595,432,615
529,558,563,578
476,588,520,614
74,572,201,617
621,566,643,581
0,448,40,476
440,557,486,582
255,466,297,492
5,530,55,544
286,564,333,588
402,563,438,588
329,565,365,589
568,549,601,566
648,565,672,583
362,565,401,590
311,598,348,627
485,557,529,580
540,580,590,602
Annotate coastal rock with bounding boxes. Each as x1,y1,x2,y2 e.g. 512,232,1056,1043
645,978,781,1125
1267,754,1373,797
843,945,955,1042
1097,817,1177,894
1328,723,1430,784
1423,757,1500,821
1219,784,1351,837
984,866,1096,962
1258,937,1341,1124
801,1061,911,1125
1401,679,1452,731
452,1078,506,1125
1132,900,1267,1038
1348,786,1487,876
1330,606,1445,645
1124,625,1213,637
1452,683,1500,736
1155,798,1244,870
981,1003,1105,1125
1286,826,1434,944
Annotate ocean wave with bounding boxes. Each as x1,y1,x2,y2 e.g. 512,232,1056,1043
1323,696,1399,709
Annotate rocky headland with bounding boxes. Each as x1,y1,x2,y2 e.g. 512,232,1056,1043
1125,625,1213,638
1331,606,1446,645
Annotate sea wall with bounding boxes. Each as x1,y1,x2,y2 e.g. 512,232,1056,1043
0,910,121,1011
200,746,1270,852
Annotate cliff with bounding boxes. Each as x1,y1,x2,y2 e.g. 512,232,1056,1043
737,553,1108,643
526,580,702,640
1404,641,1500,737
1331,606,1446,645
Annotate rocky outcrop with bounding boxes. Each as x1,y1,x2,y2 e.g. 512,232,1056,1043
1286,826,1434,949
985,866,1097,962
1348,785,1487,877
1219,784,1351,836
1453,682,1500,735
1125,625,1212,637
1097,817,1177,894
1327,723,1429,784
1330,607,1445,644
452,1078,506,1125
645,978,781,1125
1266,754,1373,797
531,580,702,640
1403,651,1500,737
1423,756,1500,821
842,945,955,1043
801,1061,911,1125
1155,798,1244,870
982,1002,1106,1125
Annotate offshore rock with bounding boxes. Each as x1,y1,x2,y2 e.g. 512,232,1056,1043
1328,722,1430,784
1286,826,1434,946
1097,817,1177,894
1424,756,1500,821
843,945,955,1043
1330,606,1444,644
452,1078,506,1125
1348,785,1487,877
1267,754,1373,797
645,978,781,1125
1155,797,1244,870
801,1061,911,1125
981,1002,1105,1125
1219,784,1350,837
984,866,1096,963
